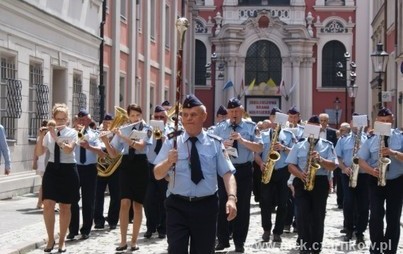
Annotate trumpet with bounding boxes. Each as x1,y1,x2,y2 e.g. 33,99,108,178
77,127,86,140
153,128,163,139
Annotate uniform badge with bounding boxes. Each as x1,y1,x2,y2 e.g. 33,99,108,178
147,129,152,138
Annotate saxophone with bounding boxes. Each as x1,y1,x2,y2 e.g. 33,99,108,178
261,124,281,184
349,127,362,188
304,135,321,191
377,135,391,186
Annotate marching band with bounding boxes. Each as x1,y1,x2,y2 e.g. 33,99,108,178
37,97,403,254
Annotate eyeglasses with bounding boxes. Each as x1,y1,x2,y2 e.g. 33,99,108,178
55,118,67,121
154,116,165,120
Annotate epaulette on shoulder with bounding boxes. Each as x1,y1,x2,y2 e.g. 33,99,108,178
282,129,293,135
367,133,375,139
243,120,255,125
297,138,306,143
207,133,222,142
322,139,333,145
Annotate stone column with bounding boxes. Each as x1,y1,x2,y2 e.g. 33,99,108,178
291,56,302,113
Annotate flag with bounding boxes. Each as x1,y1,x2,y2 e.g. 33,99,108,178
223,80,234,90
238,79,246,99
266,78,276,87
248,78,256,91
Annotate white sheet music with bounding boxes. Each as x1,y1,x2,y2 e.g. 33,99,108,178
303,124,321,139
373,122,391,136
352,115,368,128
129,130,147,140
275,112,288,126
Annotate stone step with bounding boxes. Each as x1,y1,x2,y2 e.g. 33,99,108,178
0,172,41,199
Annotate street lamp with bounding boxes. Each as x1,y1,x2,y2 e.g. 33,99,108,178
370,42,389,109
336,52,358,121
206,52,218,125
334,97,341,128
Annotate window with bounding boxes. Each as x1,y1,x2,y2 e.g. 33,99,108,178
245,40,282,88
165,5,170,47
137,0,142,32
322,41,347,88
89,78,100,122
119,76,125,107
194,40,207,86
28,62,49,138
0,56,19,139
238,0,290,5
72,73,86,114
120,0,127,19
150,0,155,39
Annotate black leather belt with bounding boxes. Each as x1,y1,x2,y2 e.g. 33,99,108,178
233,161,252,167
171,193,216,202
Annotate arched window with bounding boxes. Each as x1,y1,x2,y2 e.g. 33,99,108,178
245,40,282,87
322,40,346,88
239,0,290,5
194,40,207,86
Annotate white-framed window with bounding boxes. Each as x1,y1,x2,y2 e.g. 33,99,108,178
72,73,86,114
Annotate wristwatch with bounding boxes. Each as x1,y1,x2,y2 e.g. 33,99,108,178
228,194,237,203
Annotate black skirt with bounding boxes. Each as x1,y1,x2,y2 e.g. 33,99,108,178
119,154,149,203
42,162,80,204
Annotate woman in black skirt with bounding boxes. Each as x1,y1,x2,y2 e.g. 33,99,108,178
36,103,79,252
101,104,151,251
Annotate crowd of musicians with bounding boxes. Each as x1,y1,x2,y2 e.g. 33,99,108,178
34,94,402,254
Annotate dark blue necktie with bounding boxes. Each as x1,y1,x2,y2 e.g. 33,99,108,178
189,137,203,184
54,131,60,166
129,126,136,159
232,124,238,151
154,139,163,154
80,129,87,164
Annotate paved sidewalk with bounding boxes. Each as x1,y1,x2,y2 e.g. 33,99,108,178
1,192,402,254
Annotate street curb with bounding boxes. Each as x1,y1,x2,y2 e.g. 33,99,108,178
6,235,58,254
6,239,45,254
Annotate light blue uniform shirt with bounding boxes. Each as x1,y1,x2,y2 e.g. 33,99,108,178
43,127,77,164
153,130,235,197
0,124,11,169
357,129,403,180
260,128,295,169
285,138,338,176
335,132,367,174
147,124,174,163
74,128,101,165
213,119,262,164
110,121,152,155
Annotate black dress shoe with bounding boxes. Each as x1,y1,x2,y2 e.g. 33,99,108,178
356,235,365,246
66,233,76,240
158,233,166,239
131,246,139,251
94,224,104,229
58,248,66,253
215,242,230,250
109,224,117,230
81,234,89,240
235,245,245,253
144,231,153,238
273,234,282,242
115,245,127,251
44,241,55,252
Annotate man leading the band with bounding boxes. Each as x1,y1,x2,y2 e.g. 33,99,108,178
154,94,237,254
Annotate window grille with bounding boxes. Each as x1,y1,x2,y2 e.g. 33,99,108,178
245,40,282,87
28,63,49,138
0,56,18,139
72,74,87,114
89,78,100,122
